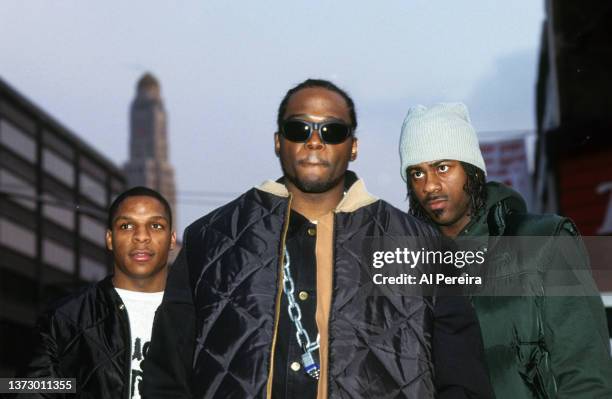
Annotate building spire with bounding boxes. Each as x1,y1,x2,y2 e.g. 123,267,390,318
124,72,177,226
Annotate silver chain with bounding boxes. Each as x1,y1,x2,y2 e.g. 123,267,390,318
283,248,320,353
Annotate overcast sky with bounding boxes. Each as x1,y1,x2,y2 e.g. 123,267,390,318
0,1,545,233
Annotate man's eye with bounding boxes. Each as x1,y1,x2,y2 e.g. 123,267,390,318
151,223,164,230
438,165,449,173
119,223,132,230
411,171,424,179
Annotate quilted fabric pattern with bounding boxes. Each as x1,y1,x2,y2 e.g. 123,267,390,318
186,189,289,398
330,201,438,399
21,277,131,399
184,188,443,399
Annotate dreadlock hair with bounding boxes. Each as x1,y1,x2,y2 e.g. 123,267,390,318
406,162,487,223
276,78,357,132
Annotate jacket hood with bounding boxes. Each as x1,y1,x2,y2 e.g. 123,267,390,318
463,181,527,236
483,181,527,214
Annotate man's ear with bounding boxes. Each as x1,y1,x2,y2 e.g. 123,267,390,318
105,229,113,251
170,231,177,250
274,133,280,157
350,137,358,161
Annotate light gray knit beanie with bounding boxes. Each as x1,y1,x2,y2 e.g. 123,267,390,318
399,102,487,182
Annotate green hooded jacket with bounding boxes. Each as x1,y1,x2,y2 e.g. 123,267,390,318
459,182,612,399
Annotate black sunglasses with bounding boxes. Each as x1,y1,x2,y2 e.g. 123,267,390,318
280,119,353,144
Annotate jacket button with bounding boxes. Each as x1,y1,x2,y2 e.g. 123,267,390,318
119,304,125,310
291,361,301,372
307,227,316,237
299,291,309,301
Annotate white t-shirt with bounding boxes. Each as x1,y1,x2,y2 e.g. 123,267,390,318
114,288,164,399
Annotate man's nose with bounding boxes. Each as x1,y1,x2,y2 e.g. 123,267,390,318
305,129,324,150
423,173,441,193
133,225,151,242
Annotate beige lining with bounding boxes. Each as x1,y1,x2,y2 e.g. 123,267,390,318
315,213,334,398
257,180,289,197
256,178,377,211
335,179,378,212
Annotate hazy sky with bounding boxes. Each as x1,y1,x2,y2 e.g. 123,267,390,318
0,1,545,232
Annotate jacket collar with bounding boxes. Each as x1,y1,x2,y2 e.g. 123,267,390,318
99,275,115,291
98,275,127,309
256,170,378,213
460,181,527,237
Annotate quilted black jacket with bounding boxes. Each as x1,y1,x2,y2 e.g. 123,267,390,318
143,176,494,399
18,276,131,399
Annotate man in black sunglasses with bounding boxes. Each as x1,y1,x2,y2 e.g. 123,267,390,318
143,79,494,399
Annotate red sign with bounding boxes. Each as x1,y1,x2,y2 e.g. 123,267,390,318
558,149,612,292
480,136,532,207
558,150,612,236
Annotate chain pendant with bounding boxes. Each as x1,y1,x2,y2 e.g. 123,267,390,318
284,248,320,380
301,351,320,380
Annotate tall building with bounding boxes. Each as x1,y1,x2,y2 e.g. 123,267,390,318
0,77,126,375
535,0,612,235
124,73,177,224
535,0,612,339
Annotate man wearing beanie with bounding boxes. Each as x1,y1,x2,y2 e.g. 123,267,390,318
399,102,612,398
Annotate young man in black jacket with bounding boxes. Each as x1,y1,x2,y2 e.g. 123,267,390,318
143,79,494,399
18,187,176,399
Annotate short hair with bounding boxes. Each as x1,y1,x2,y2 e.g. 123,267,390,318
276,78,357,132
406,162,487,223
107,186,172,229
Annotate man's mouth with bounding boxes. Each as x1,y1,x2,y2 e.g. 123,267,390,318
426,196,448,211
130,250,154,262
299,155,329,168
299,160,329,168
